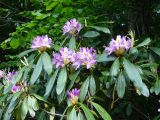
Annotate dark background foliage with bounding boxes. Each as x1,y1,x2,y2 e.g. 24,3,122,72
0,0,160,119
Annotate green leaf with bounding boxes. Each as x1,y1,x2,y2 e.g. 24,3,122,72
129,47,138,55
30,56,43,85
32,94,49,104
28,96,36,117
28,107,35,118
69,108,77,120
123,58,149,97
57,86,66,103
150,47,160,56
56,67,67,95
79,76,90,102
123,58,143,87
45,69,59,97
69,36,76,50
21,97,28,120
78,112,85,120
10,38,20,49
30,96,39,111
4,92,22,119
116,72,126,98
68,70,80,90
91,102,112,120
89,26,110,34
89,75,96,96
136,38,151,47
96,53,115,62
83,31,100,38
12,69,24,84
110,58,120,76
18,49,34,58
79,103,95,120
42,52,53,75
141,83,150,97
45,1,58,11
150,79,160,95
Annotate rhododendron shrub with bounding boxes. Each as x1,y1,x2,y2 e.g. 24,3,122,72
0,18,160,120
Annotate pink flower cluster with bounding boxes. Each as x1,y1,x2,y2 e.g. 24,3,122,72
105,35,131,55
52,47,73,68
31,35,52,51
52,47,96,69
62,18,82,35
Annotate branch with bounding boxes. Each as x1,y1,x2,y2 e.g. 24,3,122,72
41,108,67,118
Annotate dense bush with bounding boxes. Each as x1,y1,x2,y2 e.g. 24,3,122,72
0,0,160,120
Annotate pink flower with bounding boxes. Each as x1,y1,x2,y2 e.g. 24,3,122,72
12,85,22,93
105,35,131,56
62,18,82,35
52,47,74,68
71,47,97,69
31,35,52,51
67,88,80,104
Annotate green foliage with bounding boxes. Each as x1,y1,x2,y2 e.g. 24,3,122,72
0,0,160,120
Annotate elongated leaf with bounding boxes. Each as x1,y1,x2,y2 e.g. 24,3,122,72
28,96,36,117
4,84,13,94
57,86,66,103
150,47,160,56
21,97,28,120
110,58,120,76
78,112,85,120
68,70,80,90
116,72,126,98
56,67,67,95
83,31,100,38
28,107,35,118
42,52,53,75
89,75,96,96
30,56,43,84
18,49,34,58
30,96,39,111
91,102,112,120
89,26,110,34
123,58,149,97
4,92,22,120
79,103,95,120
136,38,151,47
79,77,90,102
141,83,149,97
150,79,160,95
123,58,143,87
69,36,76,50
46,1,58,11
12,69,24,84
45,69,59,97
96,53,115,62
69,108,77,120
32,94,49,104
